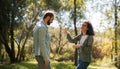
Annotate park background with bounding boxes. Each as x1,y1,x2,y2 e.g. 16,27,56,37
0,0,120,69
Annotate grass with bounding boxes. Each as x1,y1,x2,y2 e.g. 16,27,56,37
0,61,37,69
0,60,117,69
52,61,75,69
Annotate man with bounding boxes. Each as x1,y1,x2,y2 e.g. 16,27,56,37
33,12,54,69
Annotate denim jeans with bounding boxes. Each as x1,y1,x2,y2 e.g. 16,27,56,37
76,60,90,69
35,56,51,69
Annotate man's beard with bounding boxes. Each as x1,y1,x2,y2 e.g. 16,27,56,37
47,20,50,25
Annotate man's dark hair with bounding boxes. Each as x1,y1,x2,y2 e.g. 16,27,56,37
43,12,54,19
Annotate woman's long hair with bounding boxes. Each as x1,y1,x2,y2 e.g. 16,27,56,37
83,21,95,36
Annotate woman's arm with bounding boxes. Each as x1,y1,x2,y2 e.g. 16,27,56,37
63,28,81,43
67,34,81,43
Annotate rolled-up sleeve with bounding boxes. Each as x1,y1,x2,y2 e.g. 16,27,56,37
38,27,49,61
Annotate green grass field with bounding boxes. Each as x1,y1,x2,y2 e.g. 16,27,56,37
0,61,117,69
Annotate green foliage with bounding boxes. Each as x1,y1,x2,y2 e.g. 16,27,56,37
92,31,113,60
69,0,86,21
44,0,62,11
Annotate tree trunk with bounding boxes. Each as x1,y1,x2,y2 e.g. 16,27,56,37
19,27,30,61
16,44,20,61
10,18,15,63
4,41,15,63
8,23,16,63
58,25,62,54
74,0,78,66
9,0,16,63
0,43,2,57
114,0,118,61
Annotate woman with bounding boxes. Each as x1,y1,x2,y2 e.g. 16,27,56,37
63,21,95,69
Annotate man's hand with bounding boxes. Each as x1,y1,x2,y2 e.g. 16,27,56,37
73,44,80,49
44,60,49,67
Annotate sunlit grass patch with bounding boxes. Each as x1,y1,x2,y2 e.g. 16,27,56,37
88,65,117,69
0,60,117,69
51,61,75,69
0,61,37,69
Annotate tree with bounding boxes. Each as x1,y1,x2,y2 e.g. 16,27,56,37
0,0,27,63
69,0,78,66
0,0,41,63
70,0,85,65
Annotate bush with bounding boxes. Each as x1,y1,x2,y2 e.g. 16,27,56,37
54,48,74,62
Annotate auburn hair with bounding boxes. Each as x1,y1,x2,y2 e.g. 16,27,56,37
82,21,95,36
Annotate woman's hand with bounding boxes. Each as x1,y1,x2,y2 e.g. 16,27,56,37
62,29,69,34
73,44,80,48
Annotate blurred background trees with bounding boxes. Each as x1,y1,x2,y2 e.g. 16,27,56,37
0,0,120,68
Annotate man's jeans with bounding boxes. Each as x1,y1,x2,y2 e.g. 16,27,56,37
35,56,51,69
76,60,90,69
